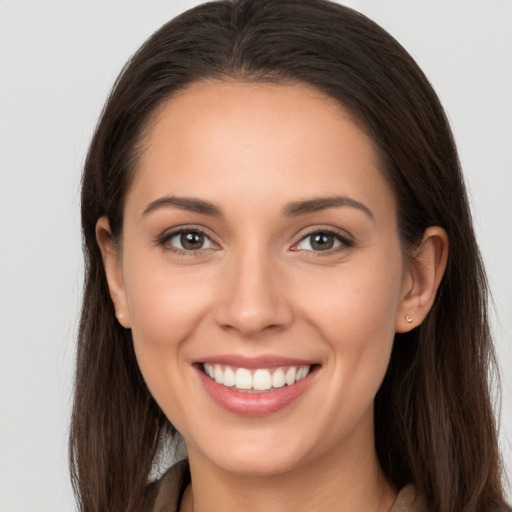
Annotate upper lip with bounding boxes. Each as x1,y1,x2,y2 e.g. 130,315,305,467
196,354,318,369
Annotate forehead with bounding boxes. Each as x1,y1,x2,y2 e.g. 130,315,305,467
128,81,395,223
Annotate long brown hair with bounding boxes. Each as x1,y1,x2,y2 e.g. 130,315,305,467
70,1,510,510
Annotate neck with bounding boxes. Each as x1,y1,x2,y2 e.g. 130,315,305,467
180,431,396,512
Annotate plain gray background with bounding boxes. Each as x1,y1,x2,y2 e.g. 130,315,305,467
0,1,511,511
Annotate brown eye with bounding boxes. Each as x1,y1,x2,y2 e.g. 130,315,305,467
181,231,205,250
295,230,350,252
165,230,215,251
310,233,335,251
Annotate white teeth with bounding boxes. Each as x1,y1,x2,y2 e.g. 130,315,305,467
285,367,296,386
203,363,312,391
253,369,272,391
235,368,253,390
295,365,311,382
271,368,286,388
223,367,235,387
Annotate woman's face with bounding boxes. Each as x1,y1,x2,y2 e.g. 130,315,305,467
107,81,413,475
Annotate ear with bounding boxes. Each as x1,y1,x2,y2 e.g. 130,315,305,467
96,216,131,328
395,226,449,333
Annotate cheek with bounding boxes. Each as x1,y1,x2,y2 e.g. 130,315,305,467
304,257,403,343
290,262,403,444
297,250,404,396
124,244,212,336
124,269,215,434
121,252,214,389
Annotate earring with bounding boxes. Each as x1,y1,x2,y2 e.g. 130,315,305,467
405,314,413,323
116,313,124,321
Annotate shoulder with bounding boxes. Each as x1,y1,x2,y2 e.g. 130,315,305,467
389,485,512,512
142,459,191,512
390,484,427,512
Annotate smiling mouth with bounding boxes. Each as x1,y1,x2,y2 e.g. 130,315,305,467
201,363,313,393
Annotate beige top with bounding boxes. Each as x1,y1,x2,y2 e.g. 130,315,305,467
143,459,425,512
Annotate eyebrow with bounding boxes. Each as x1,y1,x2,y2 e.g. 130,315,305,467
282,196,374,220
142,194,374,220
142,196,223,217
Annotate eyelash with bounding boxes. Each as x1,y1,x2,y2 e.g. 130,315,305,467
291,227,354,255
156,226,354,256
156,227,217,257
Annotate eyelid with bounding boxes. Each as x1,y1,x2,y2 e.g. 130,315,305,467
156,225,221,254
154,224,354,256
290,226,355,253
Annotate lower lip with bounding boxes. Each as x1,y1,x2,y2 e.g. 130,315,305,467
196,366,317,417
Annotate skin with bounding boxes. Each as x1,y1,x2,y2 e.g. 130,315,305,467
97,81,448,512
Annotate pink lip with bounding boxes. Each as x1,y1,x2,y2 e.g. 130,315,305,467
194,363,319,417
197,354,316,369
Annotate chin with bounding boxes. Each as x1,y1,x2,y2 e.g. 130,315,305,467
186,425,314,477
208,449,305,477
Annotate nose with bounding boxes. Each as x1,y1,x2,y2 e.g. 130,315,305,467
213,246,293,337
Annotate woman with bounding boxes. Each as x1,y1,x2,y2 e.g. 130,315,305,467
70,1,511,511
